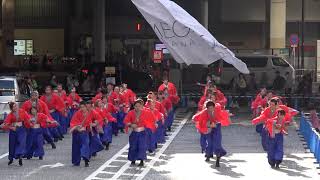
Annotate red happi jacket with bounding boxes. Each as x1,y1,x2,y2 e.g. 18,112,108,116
104,102,118,114
158,82,180,105
145,100,166,115
1,109,31,130
92,92,103,104
265,115,293,138
251,94,263,110
160,98,172,113
144,106,164,123
124,109,156,132
122,89,136,105
251,105,298,125
67,93,82,108
215,89,227,107
40,94,65,113
94,107,117,124
193,103,231,134
198,96,210,111
87,109,104,127
70,110,92,130
56,90,69,105
21,99,51,117
30,113,57,128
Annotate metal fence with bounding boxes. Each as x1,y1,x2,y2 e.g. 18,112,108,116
299,114,320,164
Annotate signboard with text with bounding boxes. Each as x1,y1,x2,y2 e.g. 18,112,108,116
153,50,163,63
14,40,33,56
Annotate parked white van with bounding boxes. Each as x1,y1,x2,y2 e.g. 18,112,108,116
209,54,295,88
0,76,29,124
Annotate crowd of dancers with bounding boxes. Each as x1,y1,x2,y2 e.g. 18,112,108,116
0,76,299,170
0,78,179,167
193,82,298,169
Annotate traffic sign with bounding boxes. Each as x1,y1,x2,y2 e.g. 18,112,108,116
290,34,299,46
153,50,163,63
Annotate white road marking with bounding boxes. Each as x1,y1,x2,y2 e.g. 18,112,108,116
136,112,192,180
85,110,191,180
26,162,64,177
85,144,129,180
0,152,8,160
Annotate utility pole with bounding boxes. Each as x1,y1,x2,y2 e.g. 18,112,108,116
301,0,305,70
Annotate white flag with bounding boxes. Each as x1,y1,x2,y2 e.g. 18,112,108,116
132,0,250,74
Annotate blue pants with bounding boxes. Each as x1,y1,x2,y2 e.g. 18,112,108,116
59,112,68,135
128,131,147,162
50,112,63,138
165,110,174,129
146,128,157,152
268,133,284,166
8,127,27,161
100,123,113,144
25,128,44,158
200,133,207,153
72,131,90,166
112,113,118,135
156,121,165,144
256,123,263,134
205,124,227,158
89,130,104,156
117,111,126,129
261,128,269,151
42,128,53,143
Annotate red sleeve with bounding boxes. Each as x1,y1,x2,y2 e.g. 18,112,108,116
158,103,166,115
92,110,104,126
164,99,172,111
252,109,268,125
192,110,207,134
279,105,299,123
169,83,177,95
37,113,48,128
105,111,116,122
251,95,261,110
70,111,81,128
215,104,230,126
265,117,275,135
92,93,102,103
124,111,134,133
40,101,52,118
198,96,206,111
53,95,65,113
154,110,163,120
216,91,227,107
109,103,117,113
1,114,13,130
129,90,136,104
20,109,31,128
143,110,156,132
158,84,165,92
124,111,134,125
21,101,31,112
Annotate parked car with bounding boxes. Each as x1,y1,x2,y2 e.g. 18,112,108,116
0,76,29,124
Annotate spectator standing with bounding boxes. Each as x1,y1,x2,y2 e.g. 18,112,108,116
236,73,247,95
247,73,258,93
272,71,285,93
30,74,38,90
